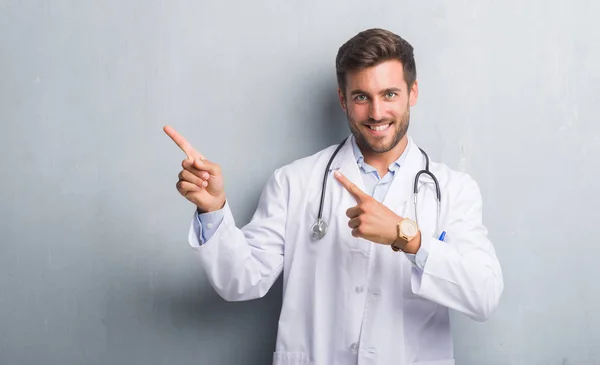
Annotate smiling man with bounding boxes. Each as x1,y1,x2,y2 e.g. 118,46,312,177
166,28,503,365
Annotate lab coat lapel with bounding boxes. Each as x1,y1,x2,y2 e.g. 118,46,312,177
328,137,366,199
327,137,371,251
381,137,424,216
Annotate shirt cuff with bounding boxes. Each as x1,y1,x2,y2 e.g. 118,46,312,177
404,235,433,270
414,234,433,270
194,205,225,245
404,253,417,266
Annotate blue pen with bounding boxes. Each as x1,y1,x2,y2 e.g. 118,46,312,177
438,231,446,242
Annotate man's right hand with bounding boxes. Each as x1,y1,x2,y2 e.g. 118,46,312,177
163,125,226,213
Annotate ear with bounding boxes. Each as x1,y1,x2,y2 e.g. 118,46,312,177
408,80,419,107
337,88,347,112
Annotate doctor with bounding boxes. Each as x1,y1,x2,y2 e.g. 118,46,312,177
165,28,503,365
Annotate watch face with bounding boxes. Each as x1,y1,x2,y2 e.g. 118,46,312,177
400,220,418,237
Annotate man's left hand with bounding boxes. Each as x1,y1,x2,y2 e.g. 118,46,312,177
334,170,421,253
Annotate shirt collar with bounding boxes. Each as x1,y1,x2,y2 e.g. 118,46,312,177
350,134,408,174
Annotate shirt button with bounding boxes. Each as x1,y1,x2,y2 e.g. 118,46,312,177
355,286,364,293
207,223,213,229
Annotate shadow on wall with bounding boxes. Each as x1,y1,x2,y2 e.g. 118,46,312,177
318,74,350,146
227,70,350,227
152,275,284,341
134,79,344,362
103,267,284,364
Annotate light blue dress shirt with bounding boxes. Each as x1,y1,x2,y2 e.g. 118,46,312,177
193,136,428,268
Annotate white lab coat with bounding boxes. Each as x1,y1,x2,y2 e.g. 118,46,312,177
188,136,503,365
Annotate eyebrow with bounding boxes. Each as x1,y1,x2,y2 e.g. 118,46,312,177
349,87,403,96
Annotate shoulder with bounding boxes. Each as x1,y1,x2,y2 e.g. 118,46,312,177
274,142,342,180
409,136,481,201
429,158,483,205
263,141,344,190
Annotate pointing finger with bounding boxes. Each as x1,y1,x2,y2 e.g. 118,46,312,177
334,170,367,202
164,125,205,160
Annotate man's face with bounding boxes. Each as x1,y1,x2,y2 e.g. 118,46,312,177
338,60,418,155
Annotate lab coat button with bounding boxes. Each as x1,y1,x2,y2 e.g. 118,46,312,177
355,286,364,293
367,347,376,354
371,291,380,297
350,342,358,352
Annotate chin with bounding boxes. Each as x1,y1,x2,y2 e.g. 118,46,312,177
368,141,396,153
349,118,408,155
361,135,398,154
369,126,404,147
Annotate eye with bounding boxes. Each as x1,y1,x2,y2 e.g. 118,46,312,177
354,94,367,101
385,92,397,99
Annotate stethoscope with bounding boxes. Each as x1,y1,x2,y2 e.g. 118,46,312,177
311,137,442,241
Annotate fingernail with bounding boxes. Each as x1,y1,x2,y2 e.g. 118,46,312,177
334,170,341,177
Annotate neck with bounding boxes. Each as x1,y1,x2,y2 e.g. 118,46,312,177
360,136,408,177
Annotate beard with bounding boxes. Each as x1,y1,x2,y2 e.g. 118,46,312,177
347,107,410,154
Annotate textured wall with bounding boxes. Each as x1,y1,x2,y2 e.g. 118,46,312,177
1,1,598,364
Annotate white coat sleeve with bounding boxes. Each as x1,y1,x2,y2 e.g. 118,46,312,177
187,169,287,302
410,174,504,321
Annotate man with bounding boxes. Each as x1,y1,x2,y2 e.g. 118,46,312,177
165,28,503,365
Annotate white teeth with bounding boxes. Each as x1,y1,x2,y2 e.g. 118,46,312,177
369,124,391,132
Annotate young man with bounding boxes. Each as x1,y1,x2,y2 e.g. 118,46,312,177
165,28,503,365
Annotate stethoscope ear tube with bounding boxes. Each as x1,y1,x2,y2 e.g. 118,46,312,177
414,149,442,239
415,148,441,201
317,138,348,223
313,138,348,240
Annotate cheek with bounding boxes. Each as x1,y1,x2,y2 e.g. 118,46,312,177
389,102,408,118
348,103,369,121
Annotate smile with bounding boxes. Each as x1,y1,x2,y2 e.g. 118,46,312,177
366,123,392,132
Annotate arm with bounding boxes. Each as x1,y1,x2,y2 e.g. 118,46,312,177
410,174,504,321
164,125,285,302
188,169,287,302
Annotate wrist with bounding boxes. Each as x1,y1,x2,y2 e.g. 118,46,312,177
401,231,421,254
198,196,226,214
390,218,420,253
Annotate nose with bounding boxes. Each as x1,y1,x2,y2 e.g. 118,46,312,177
369,99,384,121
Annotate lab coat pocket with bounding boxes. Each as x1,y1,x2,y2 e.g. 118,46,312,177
411,359,454,365
272,352,311,365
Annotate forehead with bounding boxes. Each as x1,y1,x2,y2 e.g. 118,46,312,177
345,60,407,92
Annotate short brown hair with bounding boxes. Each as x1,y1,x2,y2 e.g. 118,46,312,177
335,28,417,94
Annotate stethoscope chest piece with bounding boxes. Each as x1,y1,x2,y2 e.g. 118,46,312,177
311,219,328,240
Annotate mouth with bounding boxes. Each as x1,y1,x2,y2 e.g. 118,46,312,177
364,122,393,135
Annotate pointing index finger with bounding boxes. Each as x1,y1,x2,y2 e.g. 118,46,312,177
334,170,365,202
163,125,205,160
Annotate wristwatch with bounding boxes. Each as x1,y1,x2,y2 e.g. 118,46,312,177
391,218,419,252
